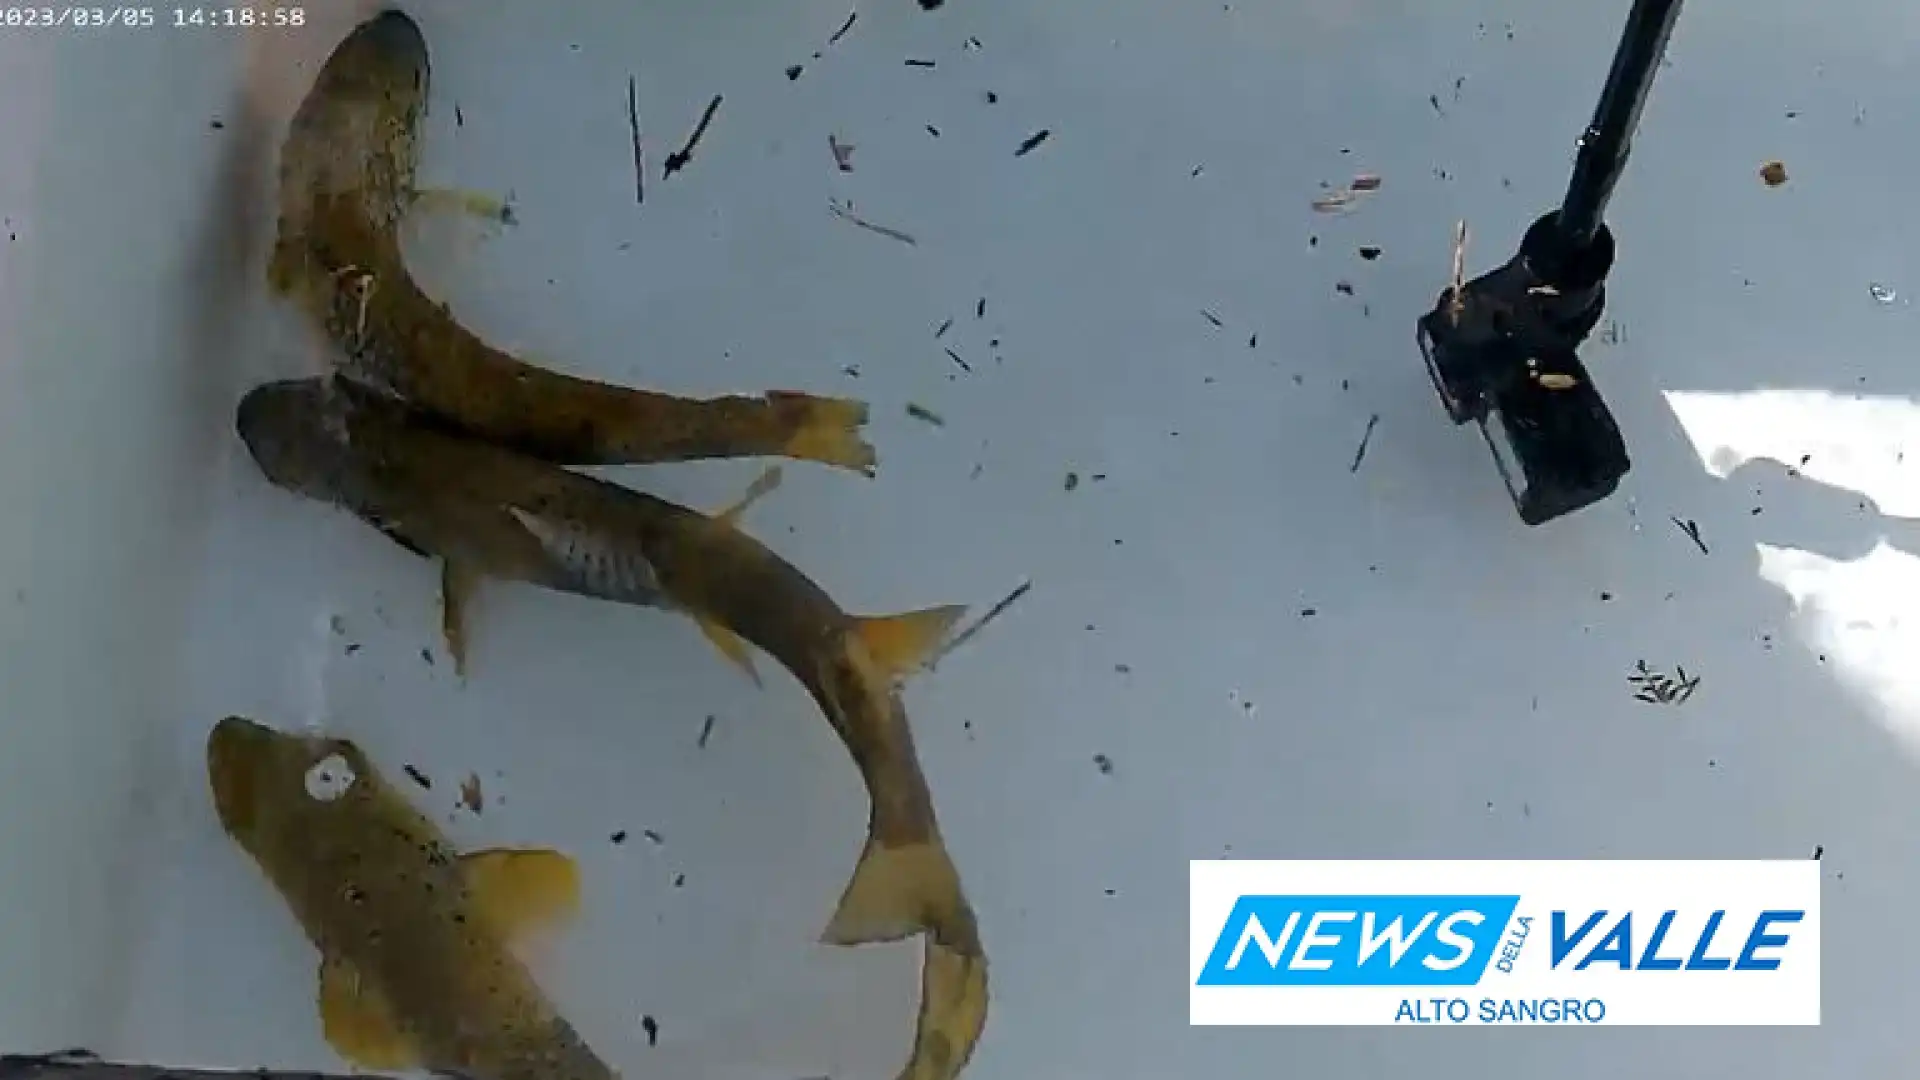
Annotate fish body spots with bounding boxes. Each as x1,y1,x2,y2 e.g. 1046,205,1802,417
306,753,358,801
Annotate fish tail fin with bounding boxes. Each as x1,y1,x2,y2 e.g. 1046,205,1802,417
768,391,878,476
821,834,976,951
854,605,969,680
897,938,990,1080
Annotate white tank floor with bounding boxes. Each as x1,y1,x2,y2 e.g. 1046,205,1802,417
10,0,1920,1077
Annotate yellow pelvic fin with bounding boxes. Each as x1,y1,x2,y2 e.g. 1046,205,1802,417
713,466,785,529
318,955,419,1071
896,939,990,1080
439,559,480,680
854,605,969,680
460,848,582,939
696,616,763,688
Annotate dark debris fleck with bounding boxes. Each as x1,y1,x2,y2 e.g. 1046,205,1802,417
1015,129,1050,156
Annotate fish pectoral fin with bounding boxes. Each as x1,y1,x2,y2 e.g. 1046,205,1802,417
318,955,419,1071
854,605,970,680
461,848,582,940
696,616,763,688
713,466,785,529
440,559,480,679
409,187,516,226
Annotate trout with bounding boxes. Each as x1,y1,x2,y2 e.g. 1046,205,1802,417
269,9,878,475
236,376,989,1080
206,715,610,1080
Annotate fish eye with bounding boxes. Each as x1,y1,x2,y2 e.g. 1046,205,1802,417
304,753,357,802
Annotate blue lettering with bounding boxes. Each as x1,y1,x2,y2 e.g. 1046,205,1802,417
1196,895,1519,986
1550,910,1608,966
1578,914,1633,970
1636,911,1683,970
1686,911,1732,971
1475,998,1608,1023
1735,910,1802,971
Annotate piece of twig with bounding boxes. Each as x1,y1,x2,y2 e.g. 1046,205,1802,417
1670,515,1709,555
626,76,644,204
928,579,1033,671
0,1051,381,1080
828,199,917,246
663,94,723,179
827,9,857,44
1349,413,1380,473
828,133,855,172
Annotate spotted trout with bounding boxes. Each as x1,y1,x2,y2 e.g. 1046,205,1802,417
206,715,609,1080
236,376,989,1080
268,9,878,475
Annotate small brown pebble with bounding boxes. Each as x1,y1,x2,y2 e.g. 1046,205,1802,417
1760,160,1788,187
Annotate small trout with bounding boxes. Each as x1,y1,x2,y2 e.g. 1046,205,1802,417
206,715,611,1080
237,377,989,1080
270,9,878,475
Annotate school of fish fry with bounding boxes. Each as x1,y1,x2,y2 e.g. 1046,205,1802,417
216,8,986,1080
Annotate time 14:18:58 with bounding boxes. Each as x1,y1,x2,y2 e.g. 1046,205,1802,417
172,7,306,27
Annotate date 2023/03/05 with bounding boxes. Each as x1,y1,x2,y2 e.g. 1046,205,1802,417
0,6,306,28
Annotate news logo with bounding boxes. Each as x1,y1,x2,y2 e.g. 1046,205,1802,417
1190,861,1819,1026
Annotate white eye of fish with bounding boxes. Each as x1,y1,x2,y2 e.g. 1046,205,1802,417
305,753,357,802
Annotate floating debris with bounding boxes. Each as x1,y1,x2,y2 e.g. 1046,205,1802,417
1092,753,1114,775
1358,245,1382,261
1015,129,1051,157
944,347,971,373
1759,159,1788,187
906,402,946,426
458,773,484,815
403,765,432,790
663,94,722,179
1349,413,1380,473
785,64,803,81
640,1015,659,1047
697,714,715,748
828,198,917,246
1670,515,1708,555
1628,660,1700,705
930,578,1033,671
935,317,953,338
625,77,644,204
827,9,857,44
1064,471,1080,491
1200,309,1223,328
1870,282,1898,305
1312,172,1382,213
905,58,936,68
828,133,855,172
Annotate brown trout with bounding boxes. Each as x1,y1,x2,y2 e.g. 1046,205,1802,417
236,376,989,1080
206,715,609,1080
269,9,878,475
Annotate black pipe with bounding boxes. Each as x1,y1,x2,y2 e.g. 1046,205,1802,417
1556,0,1685,249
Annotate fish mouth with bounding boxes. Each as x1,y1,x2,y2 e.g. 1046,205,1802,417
332,10,429,97
207,715,280,836
235,378,348,492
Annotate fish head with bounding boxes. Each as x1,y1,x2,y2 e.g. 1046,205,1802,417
236,378,360,499
207,716,380,862
285,9,431,229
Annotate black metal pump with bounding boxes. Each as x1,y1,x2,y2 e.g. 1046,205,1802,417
1415,0,1684,526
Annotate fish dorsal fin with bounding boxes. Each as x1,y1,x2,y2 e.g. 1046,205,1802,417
318,955,419,1070
460,848,582,941
713,466,784,528
854,605,968,680
696,617,763,688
